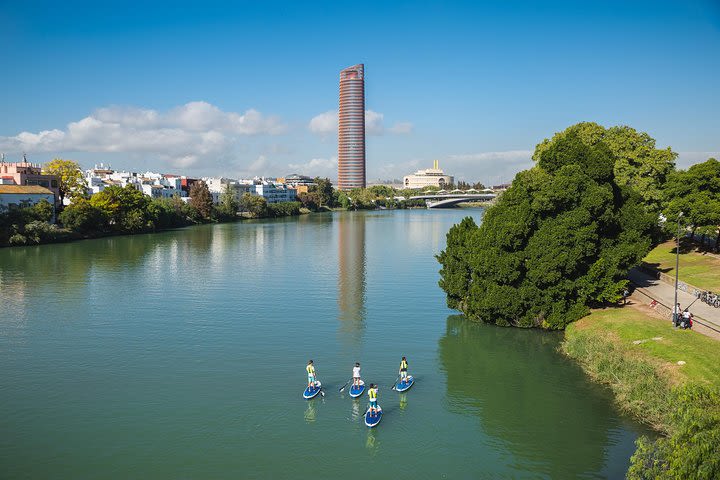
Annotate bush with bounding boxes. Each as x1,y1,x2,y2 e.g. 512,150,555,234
267,201,301,217
59,200,109,234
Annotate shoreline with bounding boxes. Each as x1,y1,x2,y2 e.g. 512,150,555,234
561,299,720,478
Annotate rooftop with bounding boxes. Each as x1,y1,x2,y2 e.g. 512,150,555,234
0,185,54,195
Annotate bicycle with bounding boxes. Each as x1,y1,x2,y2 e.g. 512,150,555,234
697,290,720,308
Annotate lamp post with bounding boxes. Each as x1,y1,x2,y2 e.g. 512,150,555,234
673,212,684,326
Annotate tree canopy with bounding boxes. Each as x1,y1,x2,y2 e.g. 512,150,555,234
663,158,720,248
533,122,676,212
438,127,656,329
189,181,213,220
43,158,87,205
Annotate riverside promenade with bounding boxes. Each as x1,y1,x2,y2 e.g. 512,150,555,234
628,268,720,336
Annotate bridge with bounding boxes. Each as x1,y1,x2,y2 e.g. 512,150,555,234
409,193,497,208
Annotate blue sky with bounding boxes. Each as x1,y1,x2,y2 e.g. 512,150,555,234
1,0,718,184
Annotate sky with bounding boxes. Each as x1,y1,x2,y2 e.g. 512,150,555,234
1,0,719,185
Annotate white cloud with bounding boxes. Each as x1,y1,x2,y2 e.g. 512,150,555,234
0,101,287,169
308,111,337,135
287,157,338,178
364,110,384,135
308,110,412,136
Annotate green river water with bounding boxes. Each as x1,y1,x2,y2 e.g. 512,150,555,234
0,209,649,479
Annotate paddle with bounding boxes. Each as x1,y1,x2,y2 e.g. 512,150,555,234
339,378,353,392
390,375,401,390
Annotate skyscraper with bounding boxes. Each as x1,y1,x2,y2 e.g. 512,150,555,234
338,64,365,190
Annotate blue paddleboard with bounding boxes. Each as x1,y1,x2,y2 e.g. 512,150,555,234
395,375,414,392
349,380,365,398
303,381,322,399
365,406,382,427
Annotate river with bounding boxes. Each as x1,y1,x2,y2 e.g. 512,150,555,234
0,209,648,479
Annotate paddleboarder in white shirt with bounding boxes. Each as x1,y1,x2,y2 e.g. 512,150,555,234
352,362,361,389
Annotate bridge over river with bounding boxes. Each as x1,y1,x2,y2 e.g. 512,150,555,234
409,193,497,208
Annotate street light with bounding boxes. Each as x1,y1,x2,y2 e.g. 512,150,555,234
673,211,684,326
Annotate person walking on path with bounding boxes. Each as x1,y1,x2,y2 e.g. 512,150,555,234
673,303,681,327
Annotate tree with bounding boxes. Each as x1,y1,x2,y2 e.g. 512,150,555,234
533,122,677,212
216,183,239,220
89,185,152,232
43,158,87,205
239,193,268,218
628,385,720,479
189,181,213,220
663,158,720,250
438,129,656,329
310,177,335,207
59,199,109,233
298,192,321,211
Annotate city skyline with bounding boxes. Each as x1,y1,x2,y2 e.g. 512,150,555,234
0,1,719,185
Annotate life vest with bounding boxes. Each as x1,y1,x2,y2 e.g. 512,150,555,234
307,364,315,375
400,359,408,370
368,388,377,400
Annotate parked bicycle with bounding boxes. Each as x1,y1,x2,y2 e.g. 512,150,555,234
695,289,720,308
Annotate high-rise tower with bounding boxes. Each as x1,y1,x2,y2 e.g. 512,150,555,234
338,64,365,190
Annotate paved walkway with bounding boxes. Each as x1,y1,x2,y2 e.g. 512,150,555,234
628,268,720,332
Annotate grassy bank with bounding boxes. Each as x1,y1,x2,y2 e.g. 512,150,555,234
644,240,720,291
562,306,720,478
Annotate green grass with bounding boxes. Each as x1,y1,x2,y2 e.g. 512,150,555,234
567,307,720,387
644,240,720,292
565,307,720,479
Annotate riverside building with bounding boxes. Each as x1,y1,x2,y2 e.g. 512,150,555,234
403,161,454,189
337,64,366,190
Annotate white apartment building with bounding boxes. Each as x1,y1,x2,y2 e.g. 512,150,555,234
254,182,297,203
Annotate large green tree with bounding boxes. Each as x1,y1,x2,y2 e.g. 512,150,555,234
189,181,213,220
89,185,152,232
239,193,268,218
533,122,676,211
438,129,656,329
663,158,720,249
43,158,87,205
310,177,335,207
216,183,239,220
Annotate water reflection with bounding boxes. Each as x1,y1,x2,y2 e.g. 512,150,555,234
304,400,317,423
337,212,366,343
365,429,379,453
438,315,635,478
398,393,408,412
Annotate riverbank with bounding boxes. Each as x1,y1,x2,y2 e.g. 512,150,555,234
562,302,720,478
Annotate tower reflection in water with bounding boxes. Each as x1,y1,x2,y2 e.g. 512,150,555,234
337,212,366,343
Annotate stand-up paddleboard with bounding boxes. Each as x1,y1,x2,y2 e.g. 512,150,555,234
395,375,414,392
365,405,382,427
349,379,365,398
303,381,322,399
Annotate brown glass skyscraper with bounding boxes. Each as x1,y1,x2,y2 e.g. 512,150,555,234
338,64,365,190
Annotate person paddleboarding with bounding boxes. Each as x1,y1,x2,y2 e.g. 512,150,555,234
399,356,409,384
352,362,361,388
306,360,316,389
367,383,379,416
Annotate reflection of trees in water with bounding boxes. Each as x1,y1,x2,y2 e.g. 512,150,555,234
0,225,234,305
337,212,366,344
438,315,627,478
